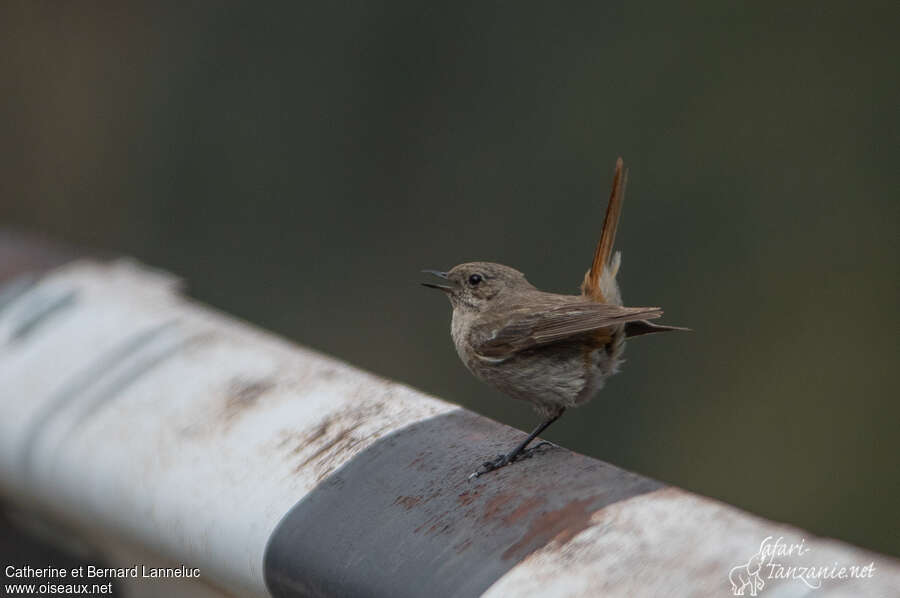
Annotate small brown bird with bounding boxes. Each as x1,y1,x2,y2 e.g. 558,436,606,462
423,158,686,478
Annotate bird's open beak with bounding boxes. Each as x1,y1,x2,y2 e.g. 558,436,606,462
421,270,453,292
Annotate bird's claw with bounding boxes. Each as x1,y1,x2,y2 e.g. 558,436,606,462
467,442,557,481
468,454,509,480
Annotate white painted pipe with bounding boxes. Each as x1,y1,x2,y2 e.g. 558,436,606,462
0,256,897,597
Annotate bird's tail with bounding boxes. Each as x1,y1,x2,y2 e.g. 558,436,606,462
581,157,627,304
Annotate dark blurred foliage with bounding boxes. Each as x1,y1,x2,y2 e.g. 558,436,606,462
2,2,898,556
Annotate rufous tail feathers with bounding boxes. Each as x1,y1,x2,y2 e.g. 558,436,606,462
581,157,627,302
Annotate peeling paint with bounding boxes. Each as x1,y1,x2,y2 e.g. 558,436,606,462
292,422,363,474
222,378,276,422
276,397,417,483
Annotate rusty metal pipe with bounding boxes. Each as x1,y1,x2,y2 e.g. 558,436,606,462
0,232,897,597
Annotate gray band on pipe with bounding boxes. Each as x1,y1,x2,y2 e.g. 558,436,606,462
264,409,662,598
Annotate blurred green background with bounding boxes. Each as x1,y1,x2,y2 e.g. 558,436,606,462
2,2,897,557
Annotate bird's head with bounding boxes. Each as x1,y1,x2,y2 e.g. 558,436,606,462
422,262,534,312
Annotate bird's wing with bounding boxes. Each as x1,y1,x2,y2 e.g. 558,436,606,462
475,302,662,358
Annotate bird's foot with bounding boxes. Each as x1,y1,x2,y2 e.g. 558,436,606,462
467,442,555,480
468,454,510,480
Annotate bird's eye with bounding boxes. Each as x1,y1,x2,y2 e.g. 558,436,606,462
468,273,483,286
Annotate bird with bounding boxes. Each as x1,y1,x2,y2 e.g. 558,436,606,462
422,158,687,479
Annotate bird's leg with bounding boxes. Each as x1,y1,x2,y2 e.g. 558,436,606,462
502,410,564,463
469,409,565,479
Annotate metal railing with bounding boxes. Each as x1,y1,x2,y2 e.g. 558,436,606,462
0,232,897,598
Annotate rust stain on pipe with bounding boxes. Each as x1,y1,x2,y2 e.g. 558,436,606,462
480,493,515,522
501,496,599,560
502,496,545,525
393,495,423,510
